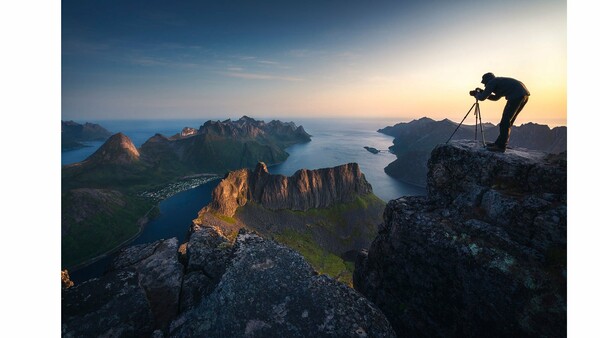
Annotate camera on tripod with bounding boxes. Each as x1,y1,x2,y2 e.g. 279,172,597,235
469,87,483,97
446,89,487,146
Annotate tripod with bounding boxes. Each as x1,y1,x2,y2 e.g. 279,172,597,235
446,99,486,146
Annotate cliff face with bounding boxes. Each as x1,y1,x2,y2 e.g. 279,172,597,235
354,140,566,337
62,230,396,337
379,117,567,187
208,162,373,217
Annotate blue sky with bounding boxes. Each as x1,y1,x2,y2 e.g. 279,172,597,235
62,0,566,125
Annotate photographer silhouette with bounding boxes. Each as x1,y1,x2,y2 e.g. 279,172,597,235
475,72,530,152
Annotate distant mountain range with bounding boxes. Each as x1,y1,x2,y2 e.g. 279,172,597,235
61,120,112,151
379,117,567,186
62,116,312,268
63,116,311,189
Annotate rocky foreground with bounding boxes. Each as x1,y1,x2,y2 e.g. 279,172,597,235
62,229,395,337
354,140,566,337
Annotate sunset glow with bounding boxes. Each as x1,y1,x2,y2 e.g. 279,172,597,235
62,0,566,126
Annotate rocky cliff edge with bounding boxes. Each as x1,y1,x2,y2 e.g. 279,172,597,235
354,140,566,337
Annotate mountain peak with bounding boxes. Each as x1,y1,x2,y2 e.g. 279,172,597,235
86,132,140,165
254,161,269,174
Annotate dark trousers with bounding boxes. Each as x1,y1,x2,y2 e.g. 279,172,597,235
495,96,529,148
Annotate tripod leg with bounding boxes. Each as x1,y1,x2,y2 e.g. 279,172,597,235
476,103,486,146
446,102,477,144
474,107,478,141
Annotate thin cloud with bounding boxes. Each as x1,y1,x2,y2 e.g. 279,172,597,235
130,56,199,68
224,71,303,82
257,60,279,65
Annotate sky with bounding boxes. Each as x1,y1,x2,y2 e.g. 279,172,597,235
62,0,566,126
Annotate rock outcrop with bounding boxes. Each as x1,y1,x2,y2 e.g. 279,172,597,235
379,117,567,186
207,162,373,217
63,229,396,337
354,140,566,337
61,269,74,289
180,126,198,138
62,238,183,337
170,229,395,337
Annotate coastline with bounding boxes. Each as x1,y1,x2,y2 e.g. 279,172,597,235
65,175,221,273
66,204,158,273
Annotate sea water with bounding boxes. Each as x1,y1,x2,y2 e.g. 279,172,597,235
64,118,425,282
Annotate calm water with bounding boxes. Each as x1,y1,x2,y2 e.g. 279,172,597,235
267,118,424,200
65,118,425,283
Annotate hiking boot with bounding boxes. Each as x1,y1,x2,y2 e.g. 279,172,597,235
486,143,506,153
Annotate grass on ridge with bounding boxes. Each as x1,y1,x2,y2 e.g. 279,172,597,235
274,228,355,287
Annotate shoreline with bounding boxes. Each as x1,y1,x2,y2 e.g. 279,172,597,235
65,175,221,273
66,204,158,273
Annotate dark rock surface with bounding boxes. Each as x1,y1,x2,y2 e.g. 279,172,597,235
62,270,156,337
379,117,567,186
62,228,395,337
207,162,373,217
354,140,566,337
62,238,184,336
170,229,395,337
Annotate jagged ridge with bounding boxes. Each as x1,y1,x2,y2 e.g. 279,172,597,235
207,162,373,217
